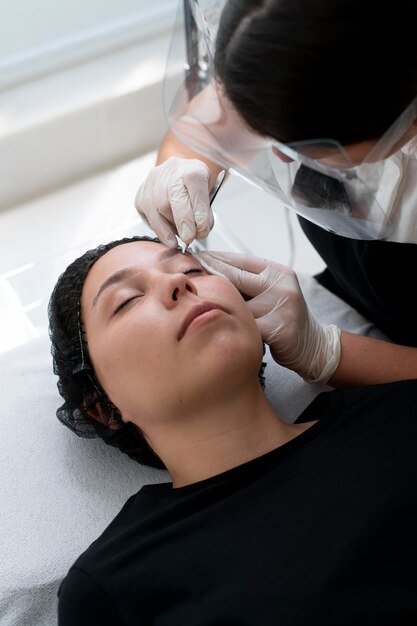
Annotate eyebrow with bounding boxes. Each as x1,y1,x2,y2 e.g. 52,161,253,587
92,247,181,308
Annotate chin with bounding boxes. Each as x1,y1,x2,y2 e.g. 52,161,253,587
203,330,263,387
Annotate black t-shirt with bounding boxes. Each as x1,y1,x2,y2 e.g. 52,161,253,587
58,380,417,626
298,217,417,346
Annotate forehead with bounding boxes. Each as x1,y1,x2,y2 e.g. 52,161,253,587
94,240,170,275
82,241,178,300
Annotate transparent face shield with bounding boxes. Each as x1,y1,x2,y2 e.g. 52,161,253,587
164,0,417,240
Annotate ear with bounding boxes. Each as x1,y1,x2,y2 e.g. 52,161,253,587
85,399,123,430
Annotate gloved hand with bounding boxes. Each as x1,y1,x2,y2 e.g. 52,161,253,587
195,250,341,385
134,157,214,247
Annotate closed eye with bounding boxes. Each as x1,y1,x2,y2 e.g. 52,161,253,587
184,268,204,275
113,270,203,314
113,295,142,315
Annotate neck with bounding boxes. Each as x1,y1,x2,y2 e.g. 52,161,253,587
144,381,314,488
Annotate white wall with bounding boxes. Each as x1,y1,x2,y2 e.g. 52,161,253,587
0,0,179,95
0,0,180,209
0,0,168,56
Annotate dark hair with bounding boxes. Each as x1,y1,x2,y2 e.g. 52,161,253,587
214,0,417,145
48,236,266,469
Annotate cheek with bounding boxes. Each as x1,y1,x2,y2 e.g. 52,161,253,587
86,311,167,401
201,275,242,300
203,276,262,338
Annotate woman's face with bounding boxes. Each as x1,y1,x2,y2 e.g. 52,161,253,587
81,241,263,427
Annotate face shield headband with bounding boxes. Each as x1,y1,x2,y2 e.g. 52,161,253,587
164,0,417,240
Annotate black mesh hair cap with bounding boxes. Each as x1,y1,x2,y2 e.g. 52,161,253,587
48,235,166,469
48,234,267,469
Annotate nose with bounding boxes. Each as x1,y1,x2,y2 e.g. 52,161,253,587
160,272,197,308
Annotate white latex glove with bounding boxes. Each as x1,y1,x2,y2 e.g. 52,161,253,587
195,250,341,385
134,157,214,247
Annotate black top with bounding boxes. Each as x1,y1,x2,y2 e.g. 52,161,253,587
298,217,417,346
58,380,417,626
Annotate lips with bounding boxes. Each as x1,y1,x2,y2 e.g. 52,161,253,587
178,302,227,340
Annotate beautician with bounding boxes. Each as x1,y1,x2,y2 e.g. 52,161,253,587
134,0,417,388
